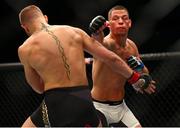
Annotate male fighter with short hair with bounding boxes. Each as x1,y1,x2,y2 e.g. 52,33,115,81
89,5,156,127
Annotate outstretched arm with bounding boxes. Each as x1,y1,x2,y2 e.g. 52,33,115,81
84,36,133,79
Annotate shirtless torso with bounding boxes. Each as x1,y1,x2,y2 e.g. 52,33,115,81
19,25,90,92
92,36,146,101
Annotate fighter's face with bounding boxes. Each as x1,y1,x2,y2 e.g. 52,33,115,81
109,10,131,35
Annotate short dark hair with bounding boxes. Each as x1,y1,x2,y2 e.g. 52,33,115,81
108,5,129,20
19,5,43,25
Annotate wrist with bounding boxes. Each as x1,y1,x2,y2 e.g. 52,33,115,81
135,61,144,72
128,71,140,84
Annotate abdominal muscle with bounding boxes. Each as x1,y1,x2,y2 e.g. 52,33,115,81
91,74,127,101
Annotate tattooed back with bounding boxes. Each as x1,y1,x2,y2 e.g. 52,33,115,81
18,24,89,91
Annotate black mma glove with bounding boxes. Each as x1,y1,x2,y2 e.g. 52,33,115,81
128,72,152,92
127,56,144,72
89,15,106,34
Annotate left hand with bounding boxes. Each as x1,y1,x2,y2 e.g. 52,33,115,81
143,80,156,94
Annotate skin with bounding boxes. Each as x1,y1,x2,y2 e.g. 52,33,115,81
91,8,156,127
18,5,135,127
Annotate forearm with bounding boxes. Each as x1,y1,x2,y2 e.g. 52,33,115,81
107,54,133,79
91,31,104,43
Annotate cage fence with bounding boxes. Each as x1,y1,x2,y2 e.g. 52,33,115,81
0,52,180,127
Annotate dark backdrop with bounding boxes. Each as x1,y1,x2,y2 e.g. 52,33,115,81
0,0,179,63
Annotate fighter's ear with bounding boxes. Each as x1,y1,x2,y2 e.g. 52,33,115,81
21,24,30,36
44,15,48,23
128,19,132,28
21,24,25,29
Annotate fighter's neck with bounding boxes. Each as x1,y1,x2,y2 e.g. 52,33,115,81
31,22,50,34
109,33,127,48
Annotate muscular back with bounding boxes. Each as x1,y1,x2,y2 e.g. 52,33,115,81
92,37,137,101
19,25,88,91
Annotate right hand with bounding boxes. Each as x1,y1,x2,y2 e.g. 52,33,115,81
89,15,107,35
127,56,144,72
128,72,156,94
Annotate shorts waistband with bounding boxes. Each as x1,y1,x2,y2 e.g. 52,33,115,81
45,85,89,94
92,98,123,106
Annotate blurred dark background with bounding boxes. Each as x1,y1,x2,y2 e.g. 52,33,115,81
0,0,179,63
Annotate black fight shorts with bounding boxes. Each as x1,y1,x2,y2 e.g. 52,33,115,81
30,85,99,127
